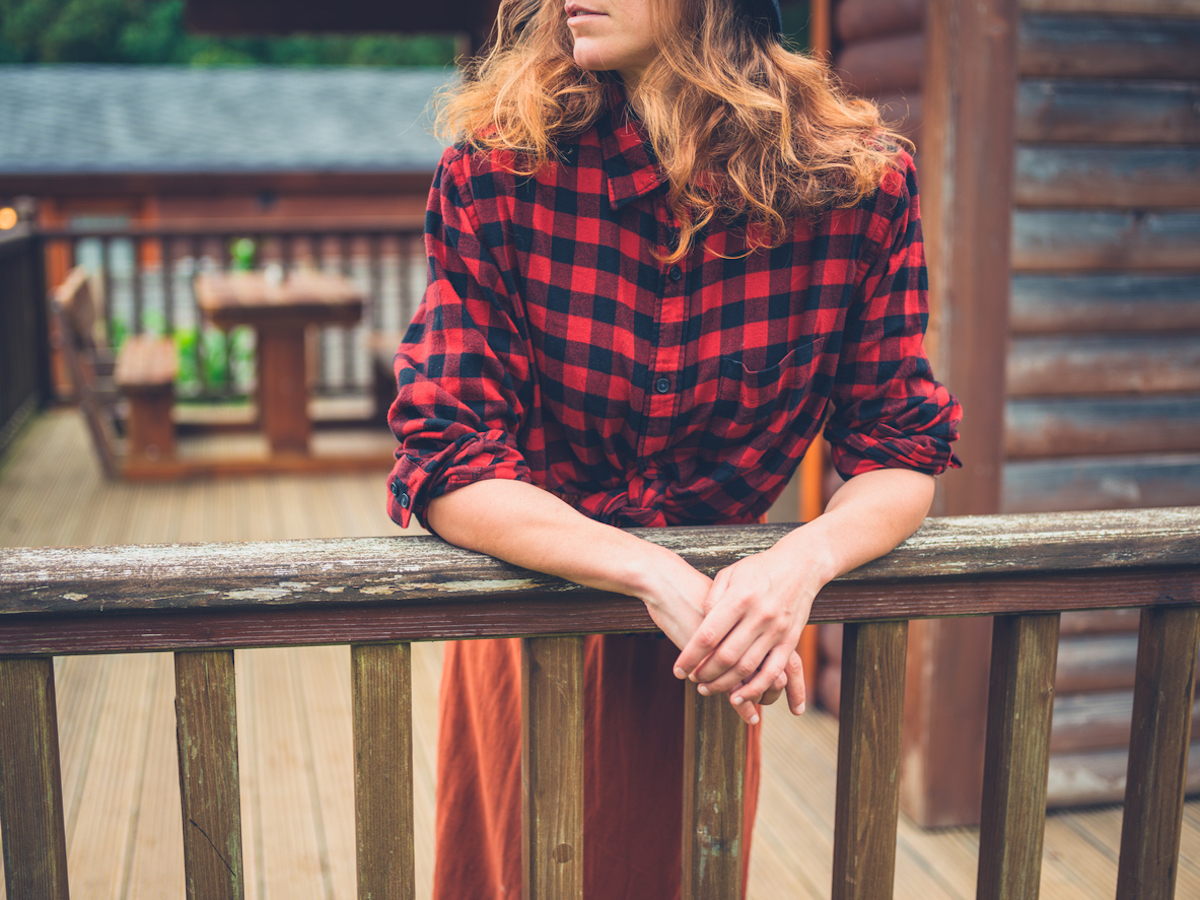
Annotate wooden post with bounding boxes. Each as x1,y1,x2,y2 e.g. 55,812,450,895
832,620,907,900
1116,605,1200,900
175,650,244,900
977,613,1060,900
682,685,746,900
903,0,1021,827
0,657,69,900
521,636,584,900
352,642,416,900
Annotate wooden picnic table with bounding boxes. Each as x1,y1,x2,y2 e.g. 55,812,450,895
195,271,364,455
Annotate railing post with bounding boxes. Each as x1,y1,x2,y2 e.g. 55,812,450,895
351,642,416,900
521,636,585,900
977,613,1060,900
832,620,908,900
0,656,70,900
1116,605,1200,900
175,650,244,900
681,685,746,900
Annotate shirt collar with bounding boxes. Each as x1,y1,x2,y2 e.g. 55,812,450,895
597,85,668,211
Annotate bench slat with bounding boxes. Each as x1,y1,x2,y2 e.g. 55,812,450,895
977,613,1060,899
0,657,69,900
832,621,907,900
521,636,584,900
1117,606,1200,900
351,642,415,900
682,686,746,900
175,650,244,900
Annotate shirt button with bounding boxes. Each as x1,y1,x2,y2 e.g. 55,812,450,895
399,492,411,509
654,377,672,394
668,265,683,282
390,479,401,497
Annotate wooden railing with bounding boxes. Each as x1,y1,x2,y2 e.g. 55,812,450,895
0,225,49,451
1,507,1198,899
38,220,426,400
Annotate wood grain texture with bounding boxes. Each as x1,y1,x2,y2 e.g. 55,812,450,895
1012,210,1200,271
1022,0,1200,18
1007,336,1200,397
174,650,244,900
1009,274,1200,334
351,642,414,900
682,685,745,900
5,508,1197,616
1019,15,1200,80
1017,79,1200,144
977,614,1060,900
1015,146,1200,208
0,657,69,900
1117,605,1200,900
521,636,584,900
1006,396,1200,458
1002,457,1200,512
835,32,924,96
835,0,924,44
831,621,907,899
0,569,1196,657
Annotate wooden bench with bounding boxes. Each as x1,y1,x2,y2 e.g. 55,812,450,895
1,508,1197,899
51,267,177,475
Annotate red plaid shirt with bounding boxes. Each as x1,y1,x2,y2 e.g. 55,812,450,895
387,101,961,531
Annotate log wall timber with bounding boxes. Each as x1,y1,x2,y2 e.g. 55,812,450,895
1009,274,1200,333
1014,147,1200,208
1022,0,1200,16
1019,16,1200,80
1017,80,1200,145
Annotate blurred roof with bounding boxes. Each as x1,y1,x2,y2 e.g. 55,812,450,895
0,65,456,176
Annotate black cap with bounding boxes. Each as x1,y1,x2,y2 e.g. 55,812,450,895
741,0,783,35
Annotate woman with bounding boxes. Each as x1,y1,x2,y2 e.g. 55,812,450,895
386,0,962,896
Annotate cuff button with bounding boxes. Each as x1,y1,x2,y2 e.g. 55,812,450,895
399,492,411,509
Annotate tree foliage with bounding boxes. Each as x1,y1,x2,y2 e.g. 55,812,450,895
0,0,459,66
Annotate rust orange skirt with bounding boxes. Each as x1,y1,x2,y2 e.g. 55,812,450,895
432,633,762,900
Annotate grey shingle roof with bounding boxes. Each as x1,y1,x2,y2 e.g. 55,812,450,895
0,65,456,175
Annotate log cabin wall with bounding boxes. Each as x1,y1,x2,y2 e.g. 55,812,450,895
1002,0,1200,808
813,0,1200,823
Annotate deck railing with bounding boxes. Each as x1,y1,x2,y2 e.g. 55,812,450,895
1,507,1198,899
0,225,50,451
38,220,426,400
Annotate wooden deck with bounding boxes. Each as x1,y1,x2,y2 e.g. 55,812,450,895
2,409,1198,899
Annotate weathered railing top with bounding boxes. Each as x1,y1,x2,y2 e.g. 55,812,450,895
0,508,1196,657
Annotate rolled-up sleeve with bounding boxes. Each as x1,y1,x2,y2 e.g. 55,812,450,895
386,150,534,529
825,157,963,479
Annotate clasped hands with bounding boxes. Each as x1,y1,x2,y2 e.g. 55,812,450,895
655,546,819,727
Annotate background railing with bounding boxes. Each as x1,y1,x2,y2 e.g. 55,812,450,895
1,507,1198,899
38,220,427,401
0,225,50,452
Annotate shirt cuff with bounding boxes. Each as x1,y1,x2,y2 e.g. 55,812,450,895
387,429,531,530
828,421,962,480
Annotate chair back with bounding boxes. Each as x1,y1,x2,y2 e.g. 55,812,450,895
51,267,121,478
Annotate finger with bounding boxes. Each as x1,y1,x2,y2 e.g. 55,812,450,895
783,651,807,715
727,645,792,706
760,671,787,706
696,631,777,695
729,693,761,726
673,596,747,680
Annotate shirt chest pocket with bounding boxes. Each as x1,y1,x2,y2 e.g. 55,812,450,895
704,337,825,452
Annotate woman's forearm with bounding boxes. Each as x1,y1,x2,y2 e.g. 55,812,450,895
426,479,711,647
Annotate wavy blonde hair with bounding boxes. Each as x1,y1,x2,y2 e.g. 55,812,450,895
437,0,907,262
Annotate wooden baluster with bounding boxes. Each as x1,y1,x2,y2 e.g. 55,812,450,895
175,650,244,900
682,685,746,900
832,620,908,900
132,235,145,335
1116,605,1200,900
977,613,1060,900
521,636,584,900
0,657,69,899
351,642,416,900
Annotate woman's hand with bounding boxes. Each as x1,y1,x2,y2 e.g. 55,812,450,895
672,467,939,720
674,545,823,718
